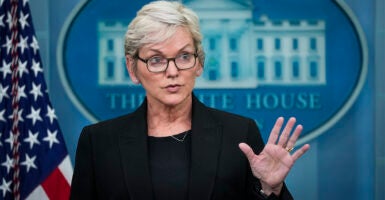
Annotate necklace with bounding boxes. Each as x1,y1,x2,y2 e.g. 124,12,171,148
170,131,190,142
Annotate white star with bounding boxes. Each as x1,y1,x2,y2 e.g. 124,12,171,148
0,178,12,198
30,83,43,101
43,129,60,148
17,85,27,101
4,133,13,150
23,0,29,7
31,59,43,76
5,12,12,30
0,60,12,79
1,155,14,173
0,0,4,7
18,11,29,30
21,154,37,172
1,36,12,55
24,130,40,149
30,36,39,55
0,109,6,122
18,59,29,78
8,109,24,123
0,14,4,27
17,35,29,54
46,105,57,124
26,106,42,125
0,84,9,102
0,132,2,146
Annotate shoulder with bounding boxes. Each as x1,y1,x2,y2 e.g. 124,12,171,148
205,107,260,139
82,100,147,137
84,114,134,131
80,110,143,141
193,96,255,127
196,100,265,152
78,115,127,142
206,106,254,124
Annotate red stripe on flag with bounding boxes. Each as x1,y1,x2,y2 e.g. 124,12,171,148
41,168,70,200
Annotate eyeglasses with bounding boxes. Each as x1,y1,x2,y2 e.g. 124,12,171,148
136,52,198,73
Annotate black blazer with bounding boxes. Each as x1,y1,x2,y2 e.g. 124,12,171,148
70,95,293,200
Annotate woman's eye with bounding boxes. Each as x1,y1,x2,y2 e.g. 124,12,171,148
179,53,191,60
149,57,164,64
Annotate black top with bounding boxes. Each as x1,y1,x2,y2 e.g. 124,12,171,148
148,130,192,200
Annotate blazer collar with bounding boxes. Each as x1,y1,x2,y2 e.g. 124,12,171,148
189,95,223,200
118,100,153,199
118,95,223,200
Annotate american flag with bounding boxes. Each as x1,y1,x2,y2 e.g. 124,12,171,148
0,0,72,199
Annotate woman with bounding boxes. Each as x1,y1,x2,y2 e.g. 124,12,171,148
70,1,310,199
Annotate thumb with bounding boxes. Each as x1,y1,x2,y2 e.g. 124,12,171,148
239,143,255,161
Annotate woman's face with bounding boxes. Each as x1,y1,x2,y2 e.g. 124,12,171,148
126,27,203,107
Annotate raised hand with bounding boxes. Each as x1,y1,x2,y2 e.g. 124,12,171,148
239,117,310,196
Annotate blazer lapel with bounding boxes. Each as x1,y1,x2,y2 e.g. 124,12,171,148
118,101,154,200
117,96,223,200
189,96,223,200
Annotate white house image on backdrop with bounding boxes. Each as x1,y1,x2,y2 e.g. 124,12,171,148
97,0,326,88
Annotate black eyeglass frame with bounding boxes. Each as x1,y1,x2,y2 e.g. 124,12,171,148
135,52,198,73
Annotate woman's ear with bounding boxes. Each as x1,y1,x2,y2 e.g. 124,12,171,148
125,55,140,84
195,65,203,77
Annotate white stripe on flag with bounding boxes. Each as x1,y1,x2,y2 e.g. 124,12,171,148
26,185,49,200
59,155,74,184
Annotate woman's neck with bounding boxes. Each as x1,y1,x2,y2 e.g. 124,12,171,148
146,97,192,137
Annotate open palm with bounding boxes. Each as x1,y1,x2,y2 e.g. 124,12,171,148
239,117,310,195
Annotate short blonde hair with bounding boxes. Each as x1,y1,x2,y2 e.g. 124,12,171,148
124,1,205,69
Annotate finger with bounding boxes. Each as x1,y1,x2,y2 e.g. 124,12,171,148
267,117,284,144
277,117,296,147
238,143,256,162
291,144,310,161
285,124,303,150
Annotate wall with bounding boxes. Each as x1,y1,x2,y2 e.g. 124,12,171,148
29,0,384,199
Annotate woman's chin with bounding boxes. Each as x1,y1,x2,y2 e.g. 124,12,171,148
161,94,191,107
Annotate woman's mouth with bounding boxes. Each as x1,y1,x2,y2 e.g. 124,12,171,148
164,84,181,93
